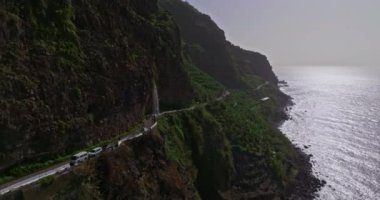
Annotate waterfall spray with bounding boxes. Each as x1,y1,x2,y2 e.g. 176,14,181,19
153,82,160,115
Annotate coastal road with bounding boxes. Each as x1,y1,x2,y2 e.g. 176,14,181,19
0,90,228,195
255,81,269,91
158,105,198,116
0,123,154,195
159,91,230,117
0,162,69,195
0,88,266,196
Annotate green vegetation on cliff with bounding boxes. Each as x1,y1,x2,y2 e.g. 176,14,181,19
155,1,297,198
158,107,234,199
183,54,225,102
0,0,193,172
0,124,141,185
0,0,305,199
159,0,279,88
158,86,296,199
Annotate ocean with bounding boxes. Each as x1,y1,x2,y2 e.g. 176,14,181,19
275,66,380,200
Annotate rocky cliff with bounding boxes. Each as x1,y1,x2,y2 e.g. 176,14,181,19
159,0,279,87
0,0,322,199
227,42,279,84
0,0,193,170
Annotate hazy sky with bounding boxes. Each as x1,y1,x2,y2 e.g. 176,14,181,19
186,0,380,67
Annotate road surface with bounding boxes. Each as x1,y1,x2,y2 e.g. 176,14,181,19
255,81,269,91
159,91,230,117
0,89,268,196
0,90,228,195
0,162,69,195
0,120,155,195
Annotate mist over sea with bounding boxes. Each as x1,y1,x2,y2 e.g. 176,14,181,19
275,66,380,200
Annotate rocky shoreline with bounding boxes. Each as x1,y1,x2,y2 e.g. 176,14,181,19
276,89,326,199
286,147,326,200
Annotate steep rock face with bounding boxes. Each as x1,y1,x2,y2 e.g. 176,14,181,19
227,42,278,84
158,0,245,88
0,0,193,169
159,108,235,199
159,0,279,87
92,132,198,200
0,133,199,200
0,1,322,199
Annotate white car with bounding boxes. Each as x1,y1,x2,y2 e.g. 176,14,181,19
0,189,10,195
88,147,103,157
70,151,89,166
143,127,149,133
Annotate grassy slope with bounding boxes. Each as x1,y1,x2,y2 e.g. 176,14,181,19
158,70,297,198
182,54,225,103
158,107,234,199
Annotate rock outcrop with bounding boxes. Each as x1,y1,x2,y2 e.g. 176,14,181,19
159,0,279,87
0,1,322,200
0,0,193,169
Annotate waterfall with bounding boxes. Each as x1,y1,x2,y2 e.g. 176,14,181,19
152,82,160,115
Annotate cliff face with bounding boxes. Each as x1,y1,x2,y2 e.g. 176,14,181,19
158,0,244,88
227,42,279,84
0,133,199,200
0,1,321,199
92,133,197,200
158,0,278,87
0,0,193,169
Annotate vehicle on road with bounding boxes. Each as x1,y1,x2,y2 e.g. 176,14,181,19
104,143,118,152
57,166,69,174
143,127,149,133
1,189,10,195
69,151,89,166
88,147,103,158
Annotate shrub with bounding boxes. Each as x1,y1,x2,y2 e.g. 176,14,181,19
39,175,55,188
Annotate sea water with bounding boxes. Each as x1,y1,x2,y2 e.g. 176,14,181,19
275,66,380,200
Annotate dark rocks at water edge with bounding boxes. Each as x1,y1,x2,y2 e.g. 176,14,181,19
274,105,325,199
272,79,324,199
286,148,326,200
278,80,289,87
